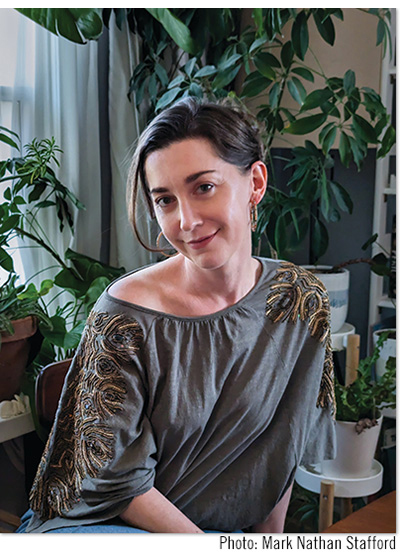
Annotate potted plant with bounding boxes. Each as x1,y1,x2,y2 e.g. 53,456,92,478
303,233,392,332
322,331,396,478
0,273,52,401
0,127,124,397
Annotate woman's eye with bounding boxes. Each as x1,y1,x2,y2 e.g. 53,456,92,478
198,183,214,194
155,196,173,207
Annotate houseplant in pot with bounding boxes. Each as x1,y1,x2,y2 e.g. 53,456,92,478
303,233,392,333
0,273,52,402
322,331,396,478
0,128,125,402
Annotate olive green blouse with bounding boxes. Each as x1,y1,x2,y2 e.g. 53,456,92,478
25,257,336,533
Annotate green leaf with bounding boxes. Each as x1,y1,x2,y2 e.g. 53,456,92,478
188,82,203,99
377,125,396,158
348,135,366,170
154,63,169,87
285,113,327,134
313,10,335,45
241,72,271,98
254,53,277,80
291,12,309,60
218,53,242,71
312,216,329,260
321,126,337,154
291,67,314,82
0,133,19,151
213,65,241,90
281,41,294,68
252,8,263,36
146,8,198,55
300,89,332,112
0,214,19,235
17,8,103,44
269,82,281,109
0,247,14,272
287,79,304,105
320,172,330,221
330,181,353,213
352,114,378,144
362,233,378,251
339,132,351,167
343,69,356,95
184,57,197,77
168,75,185,89
39,279,54,297
194,65,217,78
155,87,181,111
250,34,268,54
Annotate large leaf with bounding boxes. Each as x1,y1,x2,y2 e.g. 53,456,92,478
146,8,198,55
17,8,103,44
0,133,19,151
291,12,309,60
377,125,396,158
330,181,353,214
300,89,332,112
241,72,271,98
352,114,378,144
311,216,329,260
313,10,335,45
285,113,327,135
339,131,351,167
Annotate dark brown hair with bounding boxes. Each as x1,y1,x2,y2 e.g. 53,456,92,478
127,97,264,252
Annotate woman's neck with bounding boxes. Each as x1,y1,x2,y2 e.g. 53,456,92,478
176,253,261,312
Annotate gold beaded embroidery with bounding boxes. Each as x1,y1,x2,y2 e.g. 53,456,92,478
29,312,143,519
265,262,336,415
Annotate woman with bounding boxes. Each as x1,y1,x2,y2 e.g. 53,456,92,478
19,98,336,534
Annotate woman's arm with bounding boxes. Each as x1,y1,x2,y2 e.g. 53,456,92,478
119,487,204,533
250,483,293,533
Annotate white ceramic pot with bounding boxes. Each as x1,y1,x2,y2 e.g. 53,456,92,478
302,266,350,333
372,328,396,380
321,417,382,479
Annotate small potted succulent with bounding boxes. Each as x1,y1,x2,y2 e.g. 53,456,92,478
322,331,396,478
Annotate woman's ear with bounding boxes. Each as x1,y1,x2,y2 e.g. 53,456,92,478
250,161,268,205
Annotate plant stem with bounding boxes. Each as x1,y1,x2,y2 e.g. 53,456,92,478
14,226,67,269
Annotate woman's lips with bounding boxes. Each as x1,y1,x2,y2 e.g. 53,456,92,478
188,230,219,249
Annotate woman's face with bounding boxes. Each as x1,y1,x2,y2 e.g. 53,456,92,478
144,138,267,272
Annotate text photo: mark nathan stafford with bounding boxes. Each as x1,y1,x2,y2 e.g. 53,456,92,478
219,535,397,551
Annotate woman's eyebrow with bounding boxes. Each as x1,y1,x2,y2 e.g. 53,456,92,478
149,170,216,194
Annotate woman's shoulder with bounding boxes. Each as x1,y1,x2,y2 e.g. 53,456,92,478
107,258,176,310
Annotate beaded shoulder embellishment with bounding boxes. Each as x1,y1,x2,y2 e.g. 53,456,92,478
29,311,143,519
265,262,336,415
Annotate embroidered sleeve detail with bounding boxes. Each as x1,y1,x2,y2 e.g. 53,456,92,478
265,262,336,415
29,311,144,519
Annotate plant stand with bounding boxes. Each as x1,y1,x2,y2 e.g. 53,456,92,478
295,459,383,531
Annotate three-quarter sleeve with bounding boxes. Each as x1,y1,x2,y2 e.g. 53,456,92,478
29,308,157,526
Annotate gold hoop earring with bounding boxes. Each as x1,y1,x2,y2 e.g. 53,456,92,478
250,203,258,233
156,231,177,258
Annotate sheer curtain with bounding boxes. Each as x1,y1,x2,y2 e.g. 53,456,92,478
1,9,102,291
108,14,156,272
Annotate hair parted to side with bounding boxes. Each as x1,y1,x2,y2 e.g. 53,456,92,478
127,97,265,253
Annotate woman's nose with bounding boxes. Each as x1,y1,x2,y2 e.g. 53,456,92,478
178,200,203,232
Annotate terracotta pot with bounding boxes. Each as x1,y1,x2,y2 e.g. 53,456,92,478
0,316,37,402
